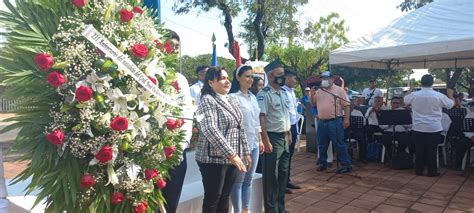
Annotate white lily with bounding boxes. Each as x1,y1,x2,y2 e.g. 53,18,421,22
106,164,119,186
129,111,151,138
129,87,158,113
86,71,112,93
107,88,137,114
145,58,165,79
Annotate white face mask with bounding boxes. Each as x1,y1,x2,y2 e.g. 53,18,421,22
321,80,330,88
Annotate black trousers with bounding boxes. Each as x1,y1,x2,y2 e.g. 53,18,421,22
198,162,237,213
160,150,187,213
413,131,441,175
287,124,298,183
345,129,367,160
382,132,413,159
366,125,383,142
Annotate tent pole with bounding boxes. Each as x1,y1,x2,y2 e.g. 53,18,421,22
385,61,393,102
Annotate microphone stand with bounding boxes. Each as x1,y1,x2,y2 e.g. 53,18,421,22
316,87,361,181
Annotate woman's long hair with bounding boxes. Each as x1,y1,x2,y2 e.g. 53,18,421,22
250,76,264,96
229,65,253,94
200,66,226,99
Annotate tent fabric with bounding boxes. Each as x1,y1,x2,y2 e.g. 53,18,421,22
329,0,474,70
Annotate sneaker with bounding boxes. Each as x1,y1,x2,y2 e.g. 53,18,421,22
336,167,352,174
316,165,327,171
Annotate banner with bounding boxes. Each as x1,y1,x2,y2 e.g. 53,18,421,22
82,25,178,107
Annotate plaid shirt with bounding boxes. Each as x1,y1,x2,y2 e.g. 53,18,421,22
195,94,250,164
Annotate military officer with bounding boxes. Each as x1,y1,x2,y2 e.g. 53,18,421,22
257,59,291,213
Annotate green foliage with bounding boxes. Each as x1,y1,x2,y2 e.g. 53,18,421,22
397,0,433,12
266,13,348,91
180,54,236,84
429,68,473,93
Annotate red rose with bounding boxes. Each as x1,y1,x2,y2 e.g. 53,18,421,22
156,178,167,189
46,129,65,145
80,173,94,189
154,40,162,48
72,0,87,8
110,116,128,131
144,168,159,180
111,192,125,205
132,6,143,14
134,201,148,213
164,146,176,159
47,71,66,87
34,53,54,71
163,41,174,54
119,9,134,22
95,145,113,163
166,118,178,131
148,76,157,85
171,80,180,92
75,86,93,102
131,44,148,58
177,118,185,128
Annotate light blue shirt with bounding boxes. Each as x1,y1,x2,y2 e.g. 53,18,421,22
282,85,299,125
230,90,261,150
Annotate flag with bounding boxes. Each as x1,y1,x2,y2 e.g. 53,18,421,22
211,33,218,67
232,41,242,67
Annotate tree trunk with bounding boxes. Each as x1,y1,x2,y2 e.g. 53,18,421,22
447,68,462,89
217,2,235,58
253,0,265,60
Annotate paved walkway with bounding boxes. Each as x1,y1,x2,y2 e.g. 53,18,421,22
285,151,474,213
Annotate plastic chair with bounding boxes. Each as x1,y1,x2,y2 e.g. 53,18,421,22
296,114,304,152
437,113,451,168
461,147,474,170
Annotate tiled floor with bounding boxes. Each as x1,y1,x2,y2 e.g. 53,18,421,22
285,151,474,213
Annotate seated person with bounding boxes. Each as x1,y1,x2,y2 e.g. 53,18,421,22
353,95,368,115
454,110,474,169
345,106,368,163
365,95,385,142
379,97,413,160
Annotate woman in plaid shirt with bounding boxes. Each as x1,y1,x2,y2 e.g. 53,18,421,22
195,67,251,213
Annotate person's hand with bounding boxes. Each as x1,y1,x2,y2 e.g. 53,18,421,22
259,141,265,154
264,142,273,153
287,133,292,145
343,117,350,129
229,154,247,172
244,155,252,171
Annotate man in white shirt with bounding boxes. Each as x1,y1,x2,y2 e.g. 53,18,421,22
362,79,383,106
365,95,385,142
281,69,301,192
161,30,194,213
189,65,209,105
404,74,454,177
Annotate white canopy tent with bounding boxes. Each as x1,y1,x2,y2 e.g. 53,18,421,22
329,0,474,70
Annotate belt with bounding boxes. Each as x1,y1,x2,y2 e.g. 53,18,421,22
267,131,286,135
319,117,342,122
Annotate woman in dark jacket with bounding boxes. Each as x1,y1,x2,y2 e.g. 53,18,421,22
195,66,251,213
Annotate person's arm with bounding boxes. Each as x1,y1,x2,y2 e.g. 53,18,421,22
343,105,350,129
259,113,272,153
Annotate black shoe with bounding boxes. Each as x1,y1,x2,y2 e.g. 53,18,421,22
285,188,293,194
317,165,327,171
327,162,333,168
427,172,440,177
287,182,301,189
336,167,352,174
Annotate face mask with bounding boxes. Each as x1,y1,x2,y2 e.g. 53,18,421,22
274,75,285,86
321,80,329,88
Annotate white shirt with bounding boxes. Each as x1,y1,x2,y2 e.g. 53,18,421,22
176,73,194,151
362,88,383,106
229,91,261,150
189,81,204,105
464,111,474,138
282,85,299,125
365,106,387,126
404,87,454,133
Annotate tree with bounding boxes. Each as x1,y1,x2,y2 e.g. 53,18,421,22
397,0,433,12
266,13,349,91
180,54,236,85
429,68,474,96
173,0,308,60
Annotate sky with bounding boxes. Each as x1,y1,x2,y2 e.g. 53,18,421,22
0,0,429,79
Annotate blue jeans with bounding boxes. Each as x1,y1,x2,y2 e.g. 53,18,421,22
317,117,352,167
231,146,259,212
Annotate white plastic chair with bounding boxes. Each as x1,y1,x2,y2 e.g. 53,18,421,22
461,147,474,171
296,114,304,152
437,113,451,168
